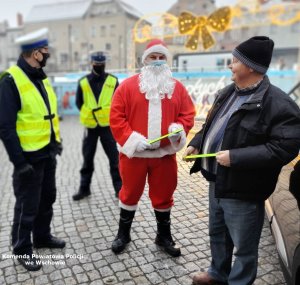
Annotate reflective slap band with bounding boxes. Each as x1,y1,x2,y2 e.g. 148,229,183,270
185,153,217,159
148,128,183,144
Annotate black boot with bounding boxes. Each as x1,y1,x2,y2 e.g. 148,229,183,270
17,253,42,271
34,235,66,249
72,186,91,201
111,208,135,254
154,210,181,257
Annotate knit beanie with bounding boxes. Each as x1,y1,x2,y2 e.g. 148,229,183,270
232,36,274,74
141,39,170,64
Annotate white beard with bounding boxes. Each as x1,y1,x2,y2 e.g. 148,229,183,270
139,64,175,102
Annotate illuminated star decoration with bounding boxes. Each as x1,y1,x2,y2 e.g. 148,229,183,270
178,7,232,50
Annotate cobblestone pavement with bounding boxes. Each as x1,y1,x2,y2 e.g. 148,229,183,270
0,116,286,285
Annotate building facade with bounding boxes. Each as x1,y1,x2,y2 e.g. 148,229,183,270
0,21,23,72
0,0,143,73
163,0,300,71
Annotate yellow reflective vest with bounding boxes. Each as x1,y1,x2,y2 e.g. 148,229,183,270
6,65,61,151
79,75,117,128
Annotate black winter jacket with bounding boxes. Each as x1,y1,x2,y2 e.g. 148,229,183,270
189,76,300,201
0,57,62,168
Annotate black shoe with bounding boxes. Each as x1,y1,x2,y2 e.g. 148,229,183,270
111,235,131,254
17,254,42,271
155,235,181,257
34,236,66,249
72,187,91,200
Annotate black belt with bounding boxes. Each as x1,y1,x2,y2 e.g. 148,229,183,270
92,107,102,112
44,114,55,120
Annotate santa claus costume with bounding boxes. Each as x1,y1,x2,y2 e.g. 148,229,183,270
110,39,195,256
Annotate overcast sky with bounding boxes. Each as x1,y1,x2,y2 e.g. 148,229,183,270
0,0,237,27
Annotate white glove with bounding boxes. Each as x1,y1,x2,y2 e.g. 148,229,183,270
136,140,151,152
168,127,182,143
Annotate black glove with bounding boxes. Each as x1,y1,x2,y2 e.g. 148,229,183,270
57,142,63,156
16,164,35,179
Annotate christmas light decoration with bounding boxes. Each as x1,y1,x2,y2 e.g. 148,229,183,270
131,3,300,51
178,7,231,50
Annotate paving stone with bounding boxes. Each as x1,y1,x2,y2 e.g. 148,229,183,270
34,275,49,285
75,273,89,283
21,279,35,285
61,268,72,277
49,271,63,281
64,277,77,285
111,261,126,272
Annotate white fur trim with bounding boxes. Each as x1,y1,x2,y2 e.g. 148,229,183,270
131,123,186,158
118,124,187,159
119,200,138,211
119,131,146,158
154,207,171,212
148,99,161,149
142,44,170,63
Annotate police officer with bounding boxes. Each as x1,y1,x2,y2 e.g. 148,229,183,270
0,28,65,271
72,52,122,200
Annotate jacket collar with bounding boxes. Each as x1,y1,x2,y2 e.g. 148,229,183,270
17,56,47,80
217,76,270,104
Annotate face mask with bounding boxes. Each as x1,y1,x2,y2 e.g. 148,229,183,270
93,64,105,75
38,51,50,68
148,60,167,67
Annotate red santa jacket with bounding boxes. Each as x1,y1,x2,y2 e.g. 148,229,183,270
110,74,195,158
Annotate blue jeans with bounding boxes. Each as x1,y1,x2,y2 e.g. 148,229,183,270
207,182,265,285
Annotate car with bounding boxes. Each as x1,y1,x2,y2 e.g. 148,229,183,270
265,155,300,284
265,81,300,285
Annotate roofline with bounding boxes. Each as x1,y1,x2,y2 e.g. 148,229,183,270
25,0,93,23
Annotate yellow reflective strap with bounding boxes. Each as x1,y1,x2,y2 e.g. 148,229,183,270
94,108,109,118
18,134,50,145
16,121,49,131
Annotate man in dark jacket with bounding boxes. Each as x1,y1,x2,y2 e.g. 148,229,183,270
72,52,122,200
184,36,300,285
0,28,65,271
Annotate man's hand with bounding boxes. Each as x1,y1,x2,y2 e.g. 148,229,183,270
136,140,151,152
216,150,231,167
182,146,198,161
168,127,182,143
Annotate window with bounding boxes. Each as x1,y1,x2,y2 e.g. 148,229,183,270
110,24,116,37
216,58,225,67
100,26,106,37
74,51,79,61
60,53,68,64
106,43,111,50
91,26,96,38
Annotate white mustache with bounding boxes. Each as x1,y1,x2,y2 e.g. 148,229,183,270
139,65,175,101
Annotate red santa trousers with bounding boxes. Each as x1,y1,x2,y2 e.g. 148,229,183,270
118,153,177,210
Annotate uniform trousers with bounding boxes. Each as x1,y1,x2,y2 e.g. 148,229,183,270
12,157,57,255
80,126,122,193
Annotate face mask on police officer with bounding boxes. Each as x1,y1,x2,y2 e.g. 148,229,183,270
93,64,105,75
37,50,50,68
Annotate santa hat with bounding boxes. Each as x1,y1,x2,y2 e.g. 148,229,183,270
141,39,170,64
